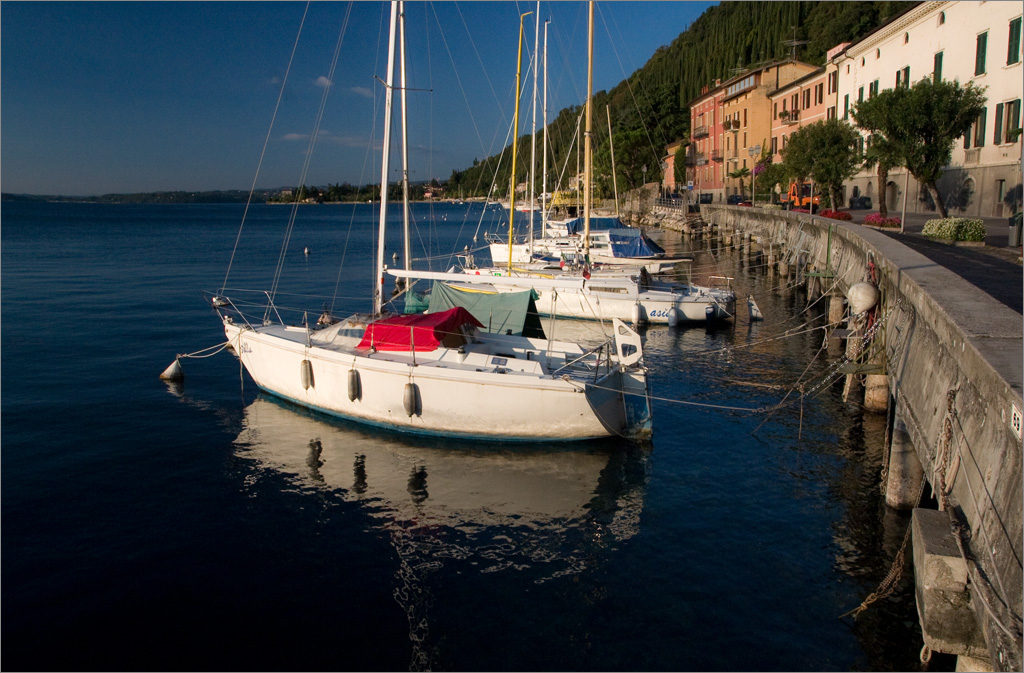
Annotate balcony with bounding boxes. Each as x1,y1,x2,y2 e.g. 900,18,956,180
964,148,981,165
709,149,722,162
779,109,800,126
686,152,708,167
692,125,709,139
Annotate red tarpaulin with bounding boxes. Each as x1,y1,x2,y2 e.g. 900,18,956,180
357,307,484,352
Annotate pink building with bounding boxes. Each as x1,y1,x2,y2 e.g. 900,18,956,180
767,67,830,164
687,81,726,202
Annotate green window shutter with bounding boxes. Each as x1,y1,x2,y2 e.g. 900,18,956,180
976,32,988,75
976,108,987,148
965,124,972,150
933,52,943,82
994,103,1004,145
1009,18,1022,66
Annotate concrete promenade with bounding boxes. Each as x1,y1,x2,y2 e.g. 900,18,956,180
844,210,1022,315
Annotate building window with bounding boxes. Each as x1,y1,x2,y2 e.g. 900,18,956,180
895,66,910,88
1009,17,1022,65
803,89,811,108
994,103,1004,144
828,71,838,94
773,102,778,120
938,11,945,26
815,83,824,105
934,52,943,82
771,137,778,154
869,79,879,97
782,135,787,149
974,108,987,147
976,32,988,75
843,94,849,120
1003,99,1021,143
858,86,864,102
743,108,747,126
827,106,836,120
791,93,799,111
876,48,881,59
861,57,866,66
904,33,909,44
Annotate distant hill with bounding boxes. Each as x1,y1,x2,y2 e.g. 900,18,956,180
448,0,917,199
1,190,278,204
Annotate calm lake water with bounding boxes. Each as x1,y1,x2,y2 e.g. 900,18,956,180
2,201,932,671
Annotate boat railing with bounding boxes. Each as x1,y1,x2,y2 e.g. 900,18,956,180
708,275,735,290
549,339,615,380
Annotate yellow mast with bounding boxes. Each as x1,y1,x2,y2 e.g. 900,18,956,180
582,1,594,265
508,11,532,273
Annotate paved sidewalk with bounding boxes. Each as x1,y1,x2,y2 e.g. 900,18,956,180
844,210,1023,315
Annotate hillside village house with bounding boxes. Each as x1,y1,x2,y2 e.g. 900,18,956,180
686,59,819,204
832,0,1022,217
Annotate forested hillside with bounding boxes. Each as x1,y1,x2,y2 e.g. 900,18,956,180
449,0,916,199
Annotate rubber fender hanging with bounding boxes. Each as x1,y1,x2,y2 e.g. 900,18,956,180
300,359,314,390
404,382,421,417
667,307,679,327
348,368,361,402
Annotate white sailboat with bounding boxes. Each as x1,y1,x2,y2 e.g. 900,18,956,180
441,2,736,326
213,1,652,441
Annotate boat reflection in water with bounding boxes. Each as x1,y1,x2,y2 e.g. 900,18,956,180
233,395,651,670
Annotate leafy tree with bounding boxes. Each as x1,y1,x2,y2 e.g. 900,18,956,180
858,135,902,216
781,119,861,209
673,142,688,192
852,78,987,218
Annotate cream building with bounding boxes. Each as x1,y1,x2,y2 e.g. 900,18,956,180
832,0,1023,217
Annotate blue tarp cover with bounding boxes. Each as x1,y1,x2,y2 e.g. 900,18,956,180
608,232,665,257
563,216,628,235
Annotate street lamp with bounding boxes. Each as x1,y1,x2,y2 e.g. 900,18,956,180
748,145,761,206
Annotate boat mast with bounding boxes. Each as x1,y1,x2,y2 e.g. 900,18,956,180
374,1,399,315
399,0,411,274
583,0,594,264
528,3,539,256
507,10,532,273
607,105,619,217
541,18,550,231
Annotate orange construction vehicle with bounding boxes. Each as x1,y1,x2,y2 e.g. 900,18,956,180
780,181,820,210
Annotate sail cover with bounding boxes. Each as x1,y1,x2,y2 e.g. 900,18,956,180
427,282,545,338
563,216,628,235
357,307,483,352
608,230,666,257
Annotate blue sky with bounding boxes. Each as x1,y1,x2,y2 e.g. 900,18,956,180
2,1,714,196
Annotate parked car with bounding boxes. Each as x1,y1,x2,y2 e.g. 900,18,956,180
727,194,744,205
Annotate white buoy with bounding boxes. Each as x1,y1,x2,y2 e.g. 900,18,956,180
160,358,183,381
748,295,764,321
348,369,361,402
304,247,310,256
300,359,314,390
847,282,880,315
404,382,420,417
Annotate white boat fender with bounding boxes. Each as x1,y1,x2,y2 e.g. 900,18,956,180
847,281,879,315
747,295,764,321
667,307,679,327
300,359,315,390
631,303,642,325
705,305,715,320
404,382,420,417
348,369,361,402
160,358,183,381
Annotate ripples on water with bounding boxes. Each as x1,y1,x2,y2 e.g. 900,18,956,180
2,202,934,671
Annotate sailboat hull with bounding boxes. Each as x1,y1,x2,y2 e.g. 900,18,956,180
225,321,646,441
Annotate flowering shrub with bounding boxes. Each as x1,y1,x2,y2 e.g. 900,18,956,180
922,217,986,242
793,208,810,213
864,212,901,227
819,209,853,221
